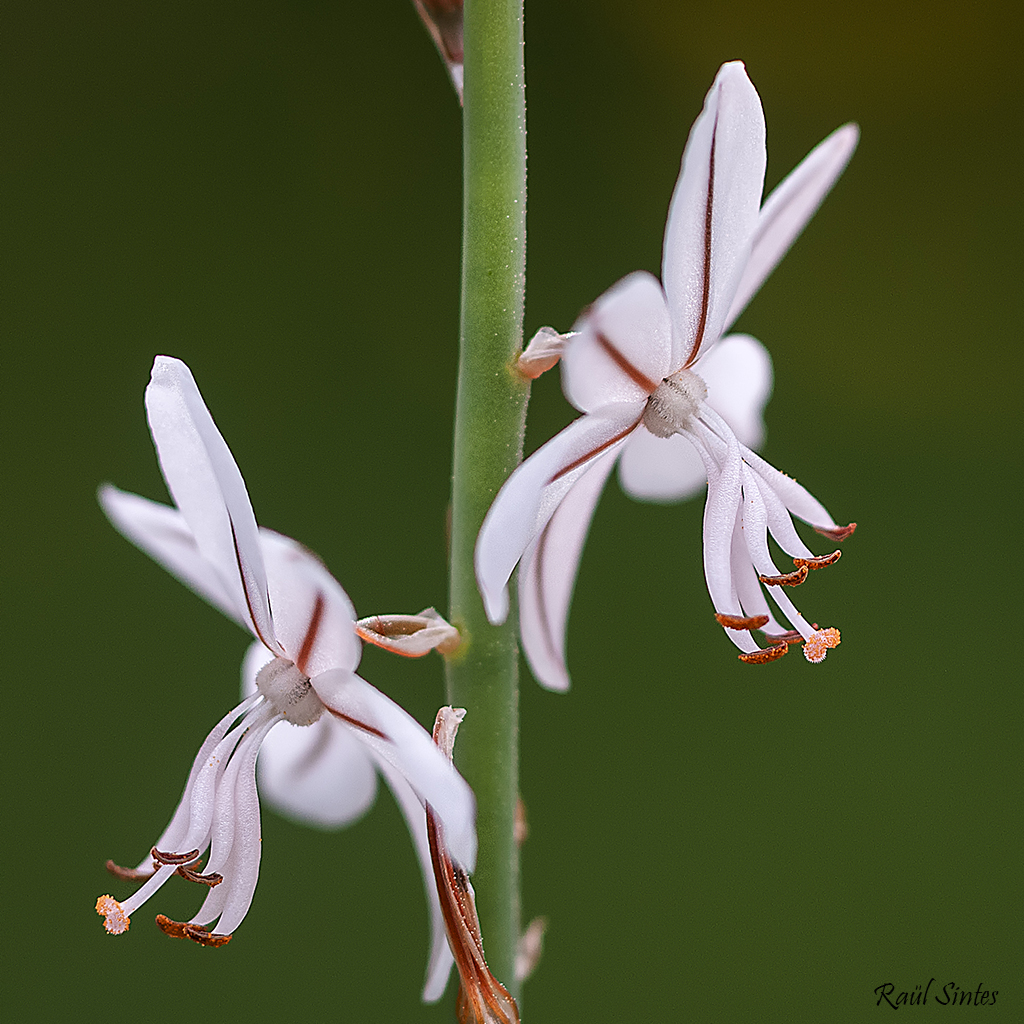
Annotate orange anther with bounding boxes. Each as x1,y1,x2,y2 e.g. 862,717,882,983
793,549,841,570
738,643,789,665
715,612,770,630
759,566,808,587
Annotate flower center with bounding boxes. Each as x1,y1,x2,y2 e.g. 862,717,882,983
255,657,324,726
642,368,707,438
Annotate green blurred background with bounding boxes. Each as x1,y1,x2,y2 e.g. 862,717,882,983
3,1,1021,1020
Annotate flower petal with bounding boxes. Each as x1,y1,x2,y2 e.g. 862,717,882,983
475,405,643,624
372,753,455,1002
241,642,377,828
699,333,773,449
98,485,245,628
145,356,279,652
617,427,706,503
310,669,478,871
561,272,673,413
258,529,361,676
723,123,859,331
662,61,766,369
518,448,618,691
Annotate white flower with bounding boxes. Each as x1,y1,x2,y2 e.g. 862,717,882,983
476,61,858,689
96,356,472,1000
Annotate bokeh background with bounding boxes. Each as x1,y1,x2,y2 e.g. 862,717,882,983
4,1,1021,1020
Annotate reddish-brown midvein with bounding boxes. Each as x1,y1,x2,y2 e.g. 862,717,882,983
546,414,643,485
229,514,276,652
683,115,718,369
532,519,558,665
595,332,659,393
295,591,325,677
326,707,389,741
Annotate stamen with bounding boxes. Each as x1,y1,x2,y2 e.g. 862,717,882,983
152,847,201,866
105,859,155,882
814,522,857,542
759,566,808,587
738,643,789,665
793,549,842,570
96,895,130,934
803,627,841,664
156,914,232,947
715,612,770,631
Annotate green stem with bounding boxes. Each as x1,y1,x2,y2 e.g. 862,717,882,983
444,0,528,999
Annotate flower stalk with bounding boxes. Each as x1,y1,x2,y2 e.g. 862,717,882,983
445,0,528,998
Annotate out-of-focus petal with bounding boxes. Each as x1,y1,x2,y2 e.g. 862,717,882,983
662,61,766,369
98,485,244,628
372,754,454,1002
241,641,377,828
518,449,617,691
723,124,859,330
145,356,278,652
562,272,673,412
475,404,643,624
698,333,773,449
310,669,477,872
617,428,706,503
257,718,378,829
258,529,361,676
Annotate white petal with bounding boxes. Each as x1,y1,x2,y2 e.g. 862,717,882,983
260,718,378,829
699,333,773,449
518,448,618,691
561,272,673,413
258,529,361,676
617,427,706,503
723,124,859,330
372,754,455,1002
310,670,478,872
145,356,278,652
98,485,244,628
240,641,377,828
662,61,766,369
475,405,642,624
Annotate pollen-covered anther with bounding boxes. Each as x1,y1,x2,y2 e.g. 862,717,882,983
759,565,808,587
151,846,201,866
803,627,841,664
738,642,789,665
105,859,155,882
715,612,770,630
793,549,842,570
815,522,857,542
177,866,223,887
155,914,232,947
96,895,130,935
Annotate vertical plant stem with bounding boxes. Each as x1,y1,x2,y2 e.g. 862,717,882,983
445,0,527,998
